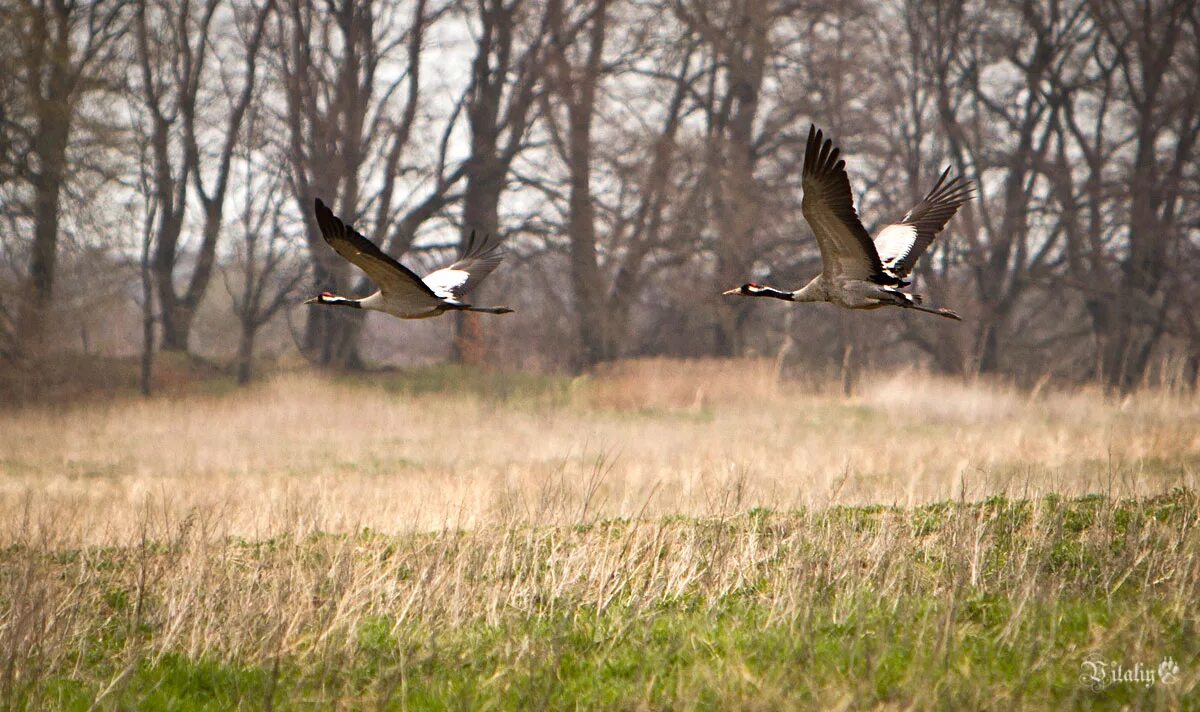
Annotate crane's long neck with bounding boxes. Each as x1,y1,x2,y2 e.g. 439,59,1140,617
752,285,799,301
790,279,825,303
323,295,363,308
742,277,824,302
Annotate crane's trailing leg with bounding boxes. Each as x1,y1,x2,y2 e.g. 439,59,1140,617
877,288,961,321
451,304,515,314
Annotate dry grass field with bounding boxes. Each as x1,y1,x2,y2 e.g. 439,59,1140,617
1,359,1198,709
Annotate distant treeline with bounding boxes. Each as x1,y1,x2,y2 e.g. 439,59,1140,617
1,0,1197,391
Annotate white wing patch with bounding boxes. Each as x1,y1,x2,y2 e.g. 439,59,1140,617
421,268,472,300
874,224,918,269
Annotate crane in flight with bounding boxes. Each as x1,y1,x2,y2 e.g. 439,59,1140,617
724,125,973,321
305,199,514,319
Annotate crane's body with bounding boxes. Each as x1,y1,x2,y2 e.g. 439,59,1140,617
305,199,513,319
724,125,973,321
746,273,929,311
314,291,501,320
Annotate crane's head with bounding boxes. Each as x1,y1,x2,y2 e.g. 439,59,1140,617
304,291,359,307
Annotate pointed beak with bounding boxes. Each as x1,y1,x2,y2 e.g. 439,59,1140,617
304,296,319,305
722,287,741,296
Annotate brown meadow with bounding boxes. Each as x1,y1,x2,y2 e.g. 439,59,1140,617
1,361,1198,708
2,361,1196,548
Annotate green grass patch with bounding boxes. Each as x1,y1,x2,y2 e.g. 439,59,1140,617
6,490,1197,710
27,593,1190,710
336,364,573,406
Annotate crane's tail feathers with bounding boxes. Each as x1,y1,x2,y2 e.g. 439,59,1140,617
464,305,514,314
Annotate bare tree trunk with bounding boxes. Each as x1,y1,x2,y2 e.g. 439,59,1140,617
450,0,549,363
840,343,855,397
1049,0,1198,392
140,217,155,398
137,167,158,397
235,321,255,385
16,2,75,352
680,0,768,356
711,82,763,357
156,305,193,353
451,0,510,364
603,39,699,361
564,30,611,368
151,209,190,352
547,0,613,369
566,122,611,368
21,118,66,349
226,153,307,387
6,0,125,357
1100,12,1193,392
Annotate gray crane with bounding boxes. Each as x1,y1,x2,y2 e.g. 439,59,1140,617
305,199,513,319
724,125,973,321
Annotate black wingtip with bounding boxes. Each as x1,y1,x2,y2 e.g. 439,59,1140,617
926,167,952,197
806,124,838,178
313,198,344,240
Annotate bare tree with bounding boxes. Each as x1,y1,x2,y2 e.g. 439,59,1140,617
667,0,837,357
449,0,553,363
674,0,773,356
2,0,1196,391
597,36,704,362
916,0,1081,374
277,0,463,369
539,1,704,367
225,163,306,385
543,0,611,367
1082,0,1199,390
132,0,274,354
2,0,125,353
136,163,157,397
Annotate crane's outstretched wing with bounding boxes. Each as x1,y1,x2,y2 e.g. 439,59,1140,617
801,125,897,284
313,199,441,303
874,167,974,278
422,229,506,300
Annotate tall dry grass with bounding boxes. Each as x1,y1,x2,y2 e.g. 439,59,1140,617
2,487,1197,708
0,361,1198,707
0,361,1196,547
